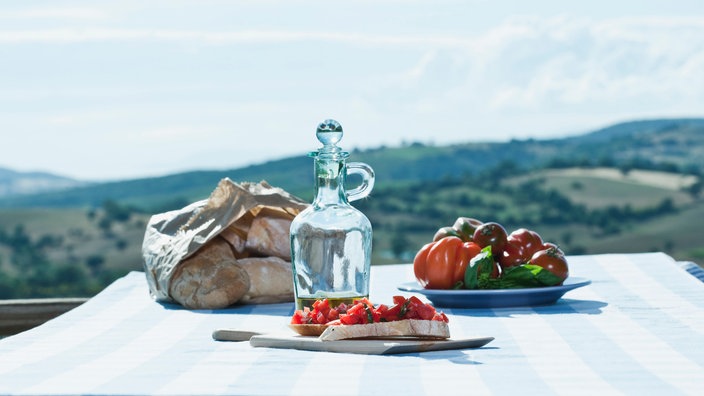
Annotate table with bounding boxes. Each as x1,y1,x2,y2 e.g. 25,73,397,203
1,252,702,395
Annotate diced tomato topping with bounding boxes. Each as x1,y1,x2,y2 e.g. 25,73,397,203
379,303,401,322
291,296,449,326
340,314,360,325
392,295,406,305
291,310,304,325
328,309,340,320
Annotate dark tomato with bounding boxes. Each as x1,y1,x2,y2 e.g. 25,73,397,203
433,226,462,242
499,240,526,269
541,242,565,256
472,222,508,256
530,248,569,283
508,228,544,260
452,217,483,242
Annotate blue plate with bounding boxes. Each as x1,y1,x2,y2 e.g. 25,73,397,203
397,277,591,308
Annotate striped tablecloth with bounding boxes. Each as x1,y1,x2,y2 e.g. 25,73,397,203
0,252,702,395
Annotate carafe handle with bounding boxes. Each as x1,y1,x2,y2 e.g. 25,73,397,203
345,162,375,202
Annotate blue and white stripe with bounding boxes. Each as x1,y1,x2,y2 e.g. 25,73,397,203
0,252,702,395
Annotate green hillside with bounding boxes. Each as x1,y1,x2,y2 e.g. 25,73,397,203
2,118,702,210
0,118,703,298
357,166,703,263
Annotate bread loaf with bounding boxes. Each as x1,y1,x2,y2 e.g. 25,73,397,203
218,225,248,258
144,179,307,308
237,256,294,304
245,215,293,260
168,237,295,308
169,237,250,309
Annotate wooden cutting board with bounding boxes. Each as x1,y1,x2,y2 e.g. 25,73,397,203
212,329,494,355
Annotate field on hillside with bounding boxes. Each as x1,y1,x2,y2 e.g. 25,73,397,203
0,208,147,271
506,168,697,208
0,207,148,298
0,166,702,298
365,167,704,266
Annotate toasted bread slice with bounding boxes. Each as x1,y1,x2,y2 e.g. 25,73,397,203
319,319,450,341
288,324,330,337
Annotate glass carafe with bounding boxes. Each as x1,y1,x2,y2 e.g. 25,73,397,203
290,119,375,310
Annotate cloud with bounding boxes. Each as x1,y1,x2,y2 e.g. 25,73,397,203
3,10,704,180
0,7,107,20
0,26,470,46
383,15,704,116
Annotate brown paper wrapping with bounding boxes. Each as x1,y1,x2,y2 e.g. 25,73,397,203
141,178,308,302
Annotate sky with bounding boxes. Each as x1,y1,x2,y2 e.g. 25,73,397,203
1,0,703,182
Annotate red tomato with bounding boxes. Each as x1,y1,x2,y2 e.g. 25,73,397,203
541,242,565,256
413,236,482,289
530,247,569,283
508,228,544,261
433,226,462,242
499,240,525,269
451,217,483,242
473,222,508,256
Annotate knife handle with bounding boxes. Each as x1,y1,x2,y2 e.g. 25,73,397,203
212,329,263,342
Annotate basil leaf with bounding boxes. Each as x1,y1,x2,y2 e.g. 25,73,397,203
465,246,494,289
399,299,411,318
363,304,374,323
463,255,480,289
494,264,563,289
527,264,563,286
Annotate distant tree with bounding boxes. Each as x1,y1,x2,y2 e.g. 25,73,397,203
102,200,131,222
390,231,411,260
561,232,573,246
655,198,676,214
52,265,87,285
36,234,63,249
98,217,112,233
568,245,588,255
0,272,16,299
664,240,675,252
115,239,128,251
619,164,632,176
86,255,105,275
686,180,702,199
597,156,615,168
11,224,31,248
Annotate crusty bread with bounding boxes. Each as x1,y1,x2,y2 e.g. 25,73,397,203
167,204,297,308
218,225,249,258
236,256,294,304
245,215,292,260
168,237,250,309
319,319,450,341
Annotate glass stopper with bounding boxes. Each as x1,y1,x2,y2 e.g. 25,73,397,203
316,119,343,148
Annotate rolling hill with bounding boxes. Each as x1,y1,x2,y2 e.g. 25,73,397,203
0,117,703,298
0,168,87,198
1,117,703,210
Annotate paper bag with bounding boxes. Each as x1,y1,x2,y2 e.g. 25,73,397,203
141,178,308,302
